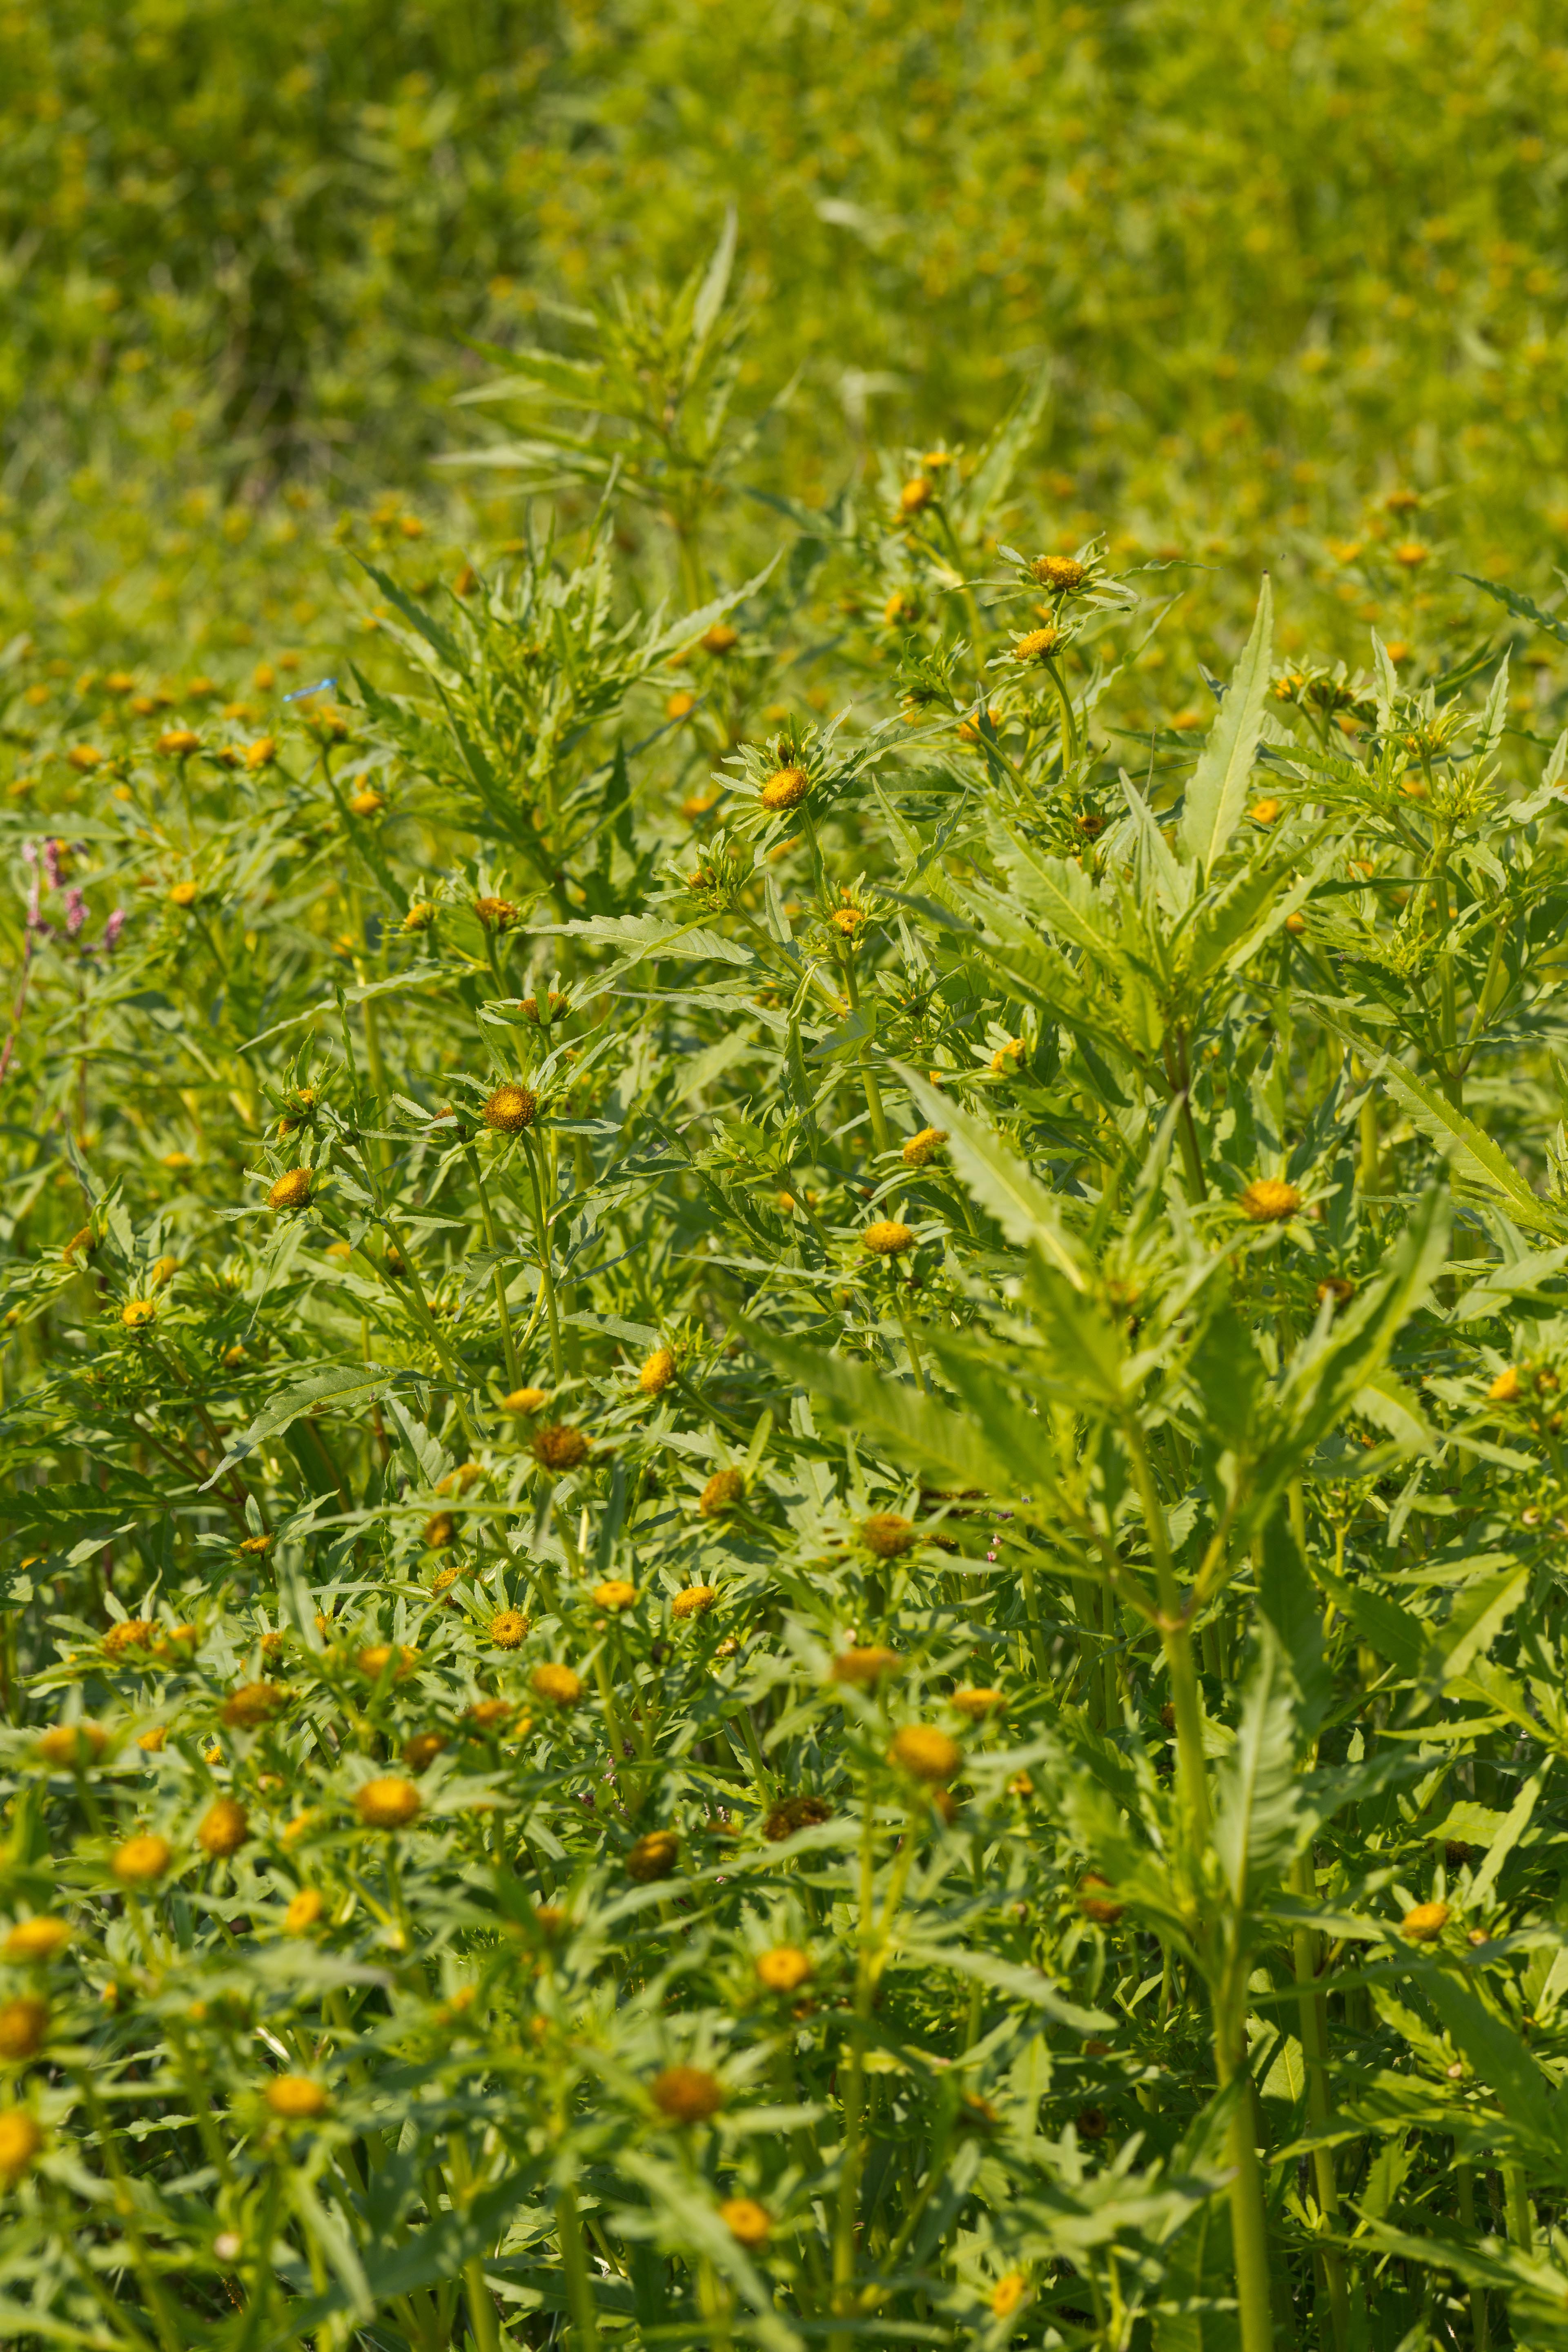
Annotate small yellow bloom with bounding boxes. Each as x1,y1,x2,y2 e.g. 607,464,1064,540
266,1169,311,1211
1488,1367,1522,1403
651,2065,723,2123
489,1609,530,1648
0,2111,43,2185
533,1424,588,1471
483,1083,537,1134
592,1580,638,1613
243,736,277,770
898,476,934,515
699,1468,745,1517
755,1945,813,1993
3,1918,70,1964
156,728,200,757
1248,797,1283,826
222,1681,287,1729
862,1220,914,1256
502,1386,549,1414
831,1647,901,1689
627,1830,680,1883
112,1834,174,1886
104,1619,155,1658
347,788,384,818
666,690,697,720
531,1662,584,1707
889,1725,961,1784
720,2196,771,2247
1238,1178,1301,1224
265,2076,328,2120
759,766,809,813
355,1777,421,1830
168,880,199,908
1401,1900,1450,1943
861,1512,915,1558
1032,554,1087,593
1013,626,1063,663
67,745,104,772
638,1346,675,1396
953,1686,1006,1720
37,1724,105,1769
284,1889,324,1934
699,623,739,656
0,1998,49,2060
120,1298,156,1331
671,1584,718,1619
992,2272,1029,2318
902,1126,947,1167
198,1799,249,1860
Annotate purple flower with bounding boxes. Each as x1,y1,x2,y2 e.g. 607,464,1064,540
103,909,126,951
64,890,86,939
41,838,61,891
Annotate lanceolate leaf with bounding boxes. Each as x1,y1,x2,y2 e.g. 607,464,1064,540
1177,576,1274,875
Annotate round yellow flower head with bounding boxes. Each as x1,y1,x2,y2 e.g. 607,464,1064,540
953,1686,1006,1720
266,1169,311,1211
355,1777,421,1830
489,1609,530,1649
592,1580,638,1613
533,1423,588,1471
156,728,200,757
531,1662,584,1708
68,745,104,771
120,1299,156,1331
638,1346,675,1397
149,1254,178,1288
423,1511,457,1549
720,2196,771,2247
403,901,436,932
503,1386,549,1414
1488,1367,1522,1403
347,788,384,817
1401,1900,1450,1944
889,1725,961,1784
1032,555,1087,594
666,690,697,720
243,736,277,770
627,1830,681,1883
755,1945,813,1994
1014,626,1063,663
863,1220,914,1257
0,2111,43,2185
403,1732,447,1773
992,2272,1029,2318
651,2065,723,2124
1238,1178,1301,1224
483,1083,537,1134
671,1584,718,1620
37,1724,105,1769
222,1681,287,1730
168,880,199,908
104,1619,154,1658
831,1647,902,1690
112,1834,174,1886
0,1998,49,2061
285,1889,324,1934
198,1799,249,1860
1078,1874,1123,1924
699,622,739,656
4,1918,70,1964
759,766,809,813
137,1726,167,1753
898,476,934,515
861,1512,916,1559
699,1468,745,1518
902,1126,947,1168
1249,797,1283,826
265,2076,328,2120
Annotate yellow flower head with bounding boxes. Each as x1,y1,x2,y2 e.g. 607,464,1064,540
861,1512,915,1559
0,2111,43,2185
347,788,384,818
699,623,739,656
899,477,934,515
1488,1367,1521,1403
699,1468,745,1518
4,1918,70,1964
489,1609,530,1649
198,1799,249,1860
503,1386,549,1414
1032,555,1087,594
243,736,277,770
423,1512,457,1548
530,1662,584,1707
759,766,809,813
120,1299,156,1331
168,880,199,908
483,1083,537,1134
1077,1873,1123,1924
592,1580,638,1613
720,2196,771,2248
953,1686,1006,1721
265,2076,328,2120
355,1777,421,1830
650,2065,723,2124
1400,1900,1450,1943
403,1732,447,1772
1238,1178,1301,1224
627,1830,680,1883
284,1889,323,1935
862,1220,914,1257
671,1584,718,1620
638,1346,675,1396
831,1647,901,1690
902,1126,947,1167
222,1681,287,1730
104,1619,155,1658
533,1424,588,1471
755,1945,813,1994
0,1998,49,2061
156,728,200,757
889,1724,961,1784
992,2272,1029,2319
112,1834,174,1886
1248,797,1283,826
266,1169,311,1211
37,1724,105,1769
1013,626,1063,663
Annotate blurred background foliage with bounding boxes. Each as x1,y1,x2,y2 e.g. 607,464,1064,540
2,0,1567,668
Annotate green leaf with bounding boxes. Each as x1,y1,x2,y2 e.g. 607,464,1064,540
1212,1626,1303,1905
895,1064,1087,1290
203,1365,407,1489
755,1332,1021,1497
1177,577,1274,875
1459,574,1568,650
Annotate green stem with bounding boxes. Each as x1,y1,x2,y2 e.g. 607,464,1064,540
1290,1851,1348,2352
1214,1987,1275,2352
1043,657,1079,768
556,2182,600,2352
522,1129,564,1382
469,1152,521,1388
1125,1424,1210,1840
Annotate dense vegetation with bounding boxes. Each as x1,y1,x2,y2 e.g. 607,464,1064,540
6,7,1568,2350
